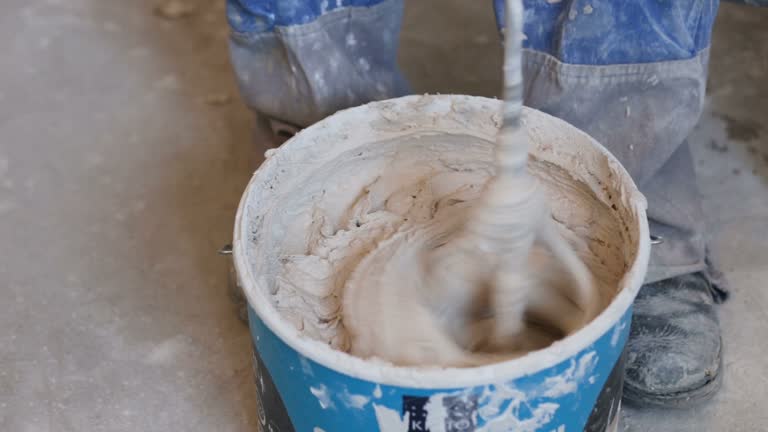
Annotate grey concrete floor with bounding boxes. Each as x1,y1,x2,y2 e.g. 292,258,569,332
1,1,766,431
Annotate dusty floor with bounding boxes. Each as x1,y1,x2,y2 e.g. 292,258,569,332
1,1,766,431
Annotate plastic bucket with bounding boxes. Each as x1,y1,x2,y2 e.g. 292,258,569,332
233,95,650,432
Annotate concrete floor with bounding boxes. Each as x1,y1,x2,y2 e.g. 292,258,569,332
0,1,765,431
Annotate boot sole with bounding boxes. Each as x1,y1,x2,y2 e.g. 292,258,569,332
623,355,723,409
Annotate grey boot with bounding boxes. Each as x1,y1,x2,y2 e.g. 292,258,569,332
624,273,727,408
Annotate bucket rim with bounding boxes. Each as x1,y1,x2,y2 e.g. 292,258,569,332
234,94,650,389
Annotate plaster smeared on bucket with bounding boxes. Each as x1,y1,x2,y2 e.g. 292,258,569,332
611,317,628,347
300,356,315,376
340,388,371,409
541,351,598,397
310,384,335,410
374,403,410,430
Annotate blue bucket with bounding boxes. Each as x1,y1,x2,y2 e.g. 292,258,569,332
233,95,650,432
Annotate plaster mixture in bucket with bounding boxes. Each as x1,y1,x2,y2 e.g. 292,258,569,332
250,98,629,368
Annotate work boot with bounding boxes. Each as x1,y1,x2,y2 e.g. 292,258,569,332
624,273,727,408
254,114,301,149
246,114,302,169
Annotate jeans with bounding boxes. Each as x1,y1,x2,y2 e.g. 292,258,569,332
226,0,735,287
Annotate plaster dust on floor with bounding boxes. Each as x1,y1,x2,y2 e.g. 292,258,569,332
1,0,766,431
246,99,636,369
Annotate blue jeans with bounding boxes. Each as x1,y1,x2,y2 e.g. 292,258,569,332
226,0,740,286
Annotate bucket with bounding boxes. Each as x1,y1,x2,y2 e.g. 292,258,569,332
232,95,650,432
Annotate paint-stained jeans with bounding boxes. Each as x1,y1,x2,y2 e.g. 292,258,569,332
226,0,747,287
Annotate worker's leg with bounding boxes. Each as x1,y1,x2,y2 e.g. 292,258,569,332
227,0,409,129
494,0,725,407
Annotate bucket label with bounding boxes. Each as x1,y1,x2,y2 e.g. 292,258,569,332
403,396,429,431
443,394,478,432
